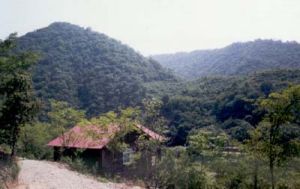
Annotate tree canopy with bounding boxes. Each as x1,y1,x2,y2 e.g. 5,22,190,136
15,22,176,116
0,34,38,156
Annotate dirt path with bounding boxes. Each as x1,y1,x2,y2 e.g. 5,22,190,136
15,159,141,189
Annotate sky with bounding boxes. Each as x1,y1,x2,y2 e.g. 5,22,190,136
1,0,300,55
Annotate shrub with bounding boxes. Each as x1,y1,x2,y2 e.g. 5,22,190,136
0,156,19,189
18,123,53,159
61,156,89,174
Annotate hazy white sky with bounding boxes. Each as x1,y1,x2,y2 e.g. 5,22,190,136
1,0,300,55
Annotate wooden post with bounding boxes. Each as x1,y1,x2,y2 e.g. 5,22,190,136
54,147,61,161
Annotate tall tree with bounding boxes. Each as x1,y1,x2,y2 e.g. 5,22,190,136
0,34,38,156
253,85,300,189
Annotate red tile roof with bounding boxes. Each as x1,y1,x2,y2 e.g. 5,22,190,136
136,124,166,142
47,124,165,149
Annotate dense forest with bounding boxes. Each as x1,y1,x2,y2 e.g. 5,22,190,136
15,22,175,116
148,70,300,145
153,40,300,80
1,22,300,188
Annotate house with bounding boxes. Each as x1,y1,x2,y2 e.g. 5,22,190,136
47,123,165,171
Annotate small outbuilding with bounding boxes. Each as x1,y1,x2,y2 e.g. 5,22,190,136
47,123,165,171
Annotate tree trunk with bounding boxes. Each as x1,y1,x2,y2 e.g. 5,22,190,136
11,143,16,157
270,160,275,189
10,125,19,157
253,159,258,189
269,125,275,189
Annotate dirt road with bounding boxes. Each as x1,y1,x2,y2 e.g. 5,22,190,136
15,159,141,189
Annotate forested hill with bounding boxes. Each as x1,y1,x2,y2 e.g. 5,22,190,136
152,39,300,80
15,22,175,116
159,69,300,145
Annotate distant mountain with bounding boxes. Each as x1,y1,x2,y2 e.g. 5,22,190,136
16,22,175,116
152,40,300,80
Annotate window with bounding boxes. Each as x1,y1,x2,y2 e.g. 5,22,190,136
123,148,134,165
151,156,156,166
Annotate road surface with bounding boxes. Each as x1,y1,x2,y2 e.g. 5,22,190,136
15,159,141,189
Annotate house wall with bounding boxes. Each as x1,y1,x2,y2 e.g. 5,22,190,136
81,149,102,168
101,147,124,172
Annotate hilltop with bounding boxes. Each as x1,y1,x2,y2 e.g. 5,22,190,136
15,22,175,116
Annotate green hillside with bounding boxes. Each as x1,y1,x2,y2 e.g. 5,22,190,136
156,69,300,145
2,23,300,189
15,22,175,116
153,40,300,80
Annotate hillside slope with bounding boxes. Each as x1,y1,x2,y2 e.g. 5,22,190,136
153,40,300,80
159,69,300,145
16,22,175,116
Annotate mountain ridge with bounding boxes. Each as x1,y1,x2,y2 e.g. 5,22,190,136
152,39,300,80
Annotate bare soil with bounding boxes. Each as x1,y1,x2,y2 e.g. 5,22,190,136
14,159,142,189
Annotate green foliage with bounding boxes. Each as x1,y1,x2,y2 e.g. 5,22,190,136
221,119,254,142
212,157,261,189
79,107,142,153
18,122,52,159
17,100,87,159
248,85,300,189
161,70,300,145
61,156,90,174
103,107,141,153
0,157,19,189
188,131,228,159
0,34,38,156
156,148,211,189
259,85,300,160
141,98,168,135
15,22,175,116
134,146,212,189
153,39,300,80
47,100,87,137
2,23,299,188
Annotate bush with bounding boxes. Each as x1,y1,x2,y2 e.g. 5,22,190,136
142,148,211,189
0,157,19,189
18,123,53,159
61,156,89,174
